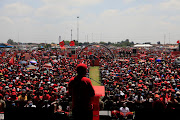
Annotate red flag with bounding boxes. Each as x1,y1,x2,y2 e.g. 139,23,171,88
1,52,5,57
59,41,64,47
88,52,92,55
84,47,88,51
69,40,75,46
177,40,180,44
9,56,14,65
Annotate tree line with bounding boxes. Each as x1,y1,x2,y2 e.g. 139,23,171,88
7,39,134,47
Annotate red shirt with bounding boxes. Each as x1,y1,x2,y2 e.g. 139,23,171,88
68,76,95,110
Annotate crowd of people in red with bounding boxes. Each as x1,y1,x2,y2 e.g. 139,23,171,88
0,49,91,120
99,47,180,119
0,46,180,119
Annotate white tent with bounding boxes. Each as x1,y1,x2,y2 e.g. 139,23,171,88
134,44,153,47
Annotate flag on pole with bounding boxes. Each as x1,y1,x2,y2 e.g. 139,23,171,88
88,52,92,55
177,40,180,44
9,56,14,65
1,52,5,57
59,41,64,47
69,40,75,46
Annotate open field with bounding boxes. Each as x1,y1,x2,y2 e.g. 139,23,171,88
89,66,101,86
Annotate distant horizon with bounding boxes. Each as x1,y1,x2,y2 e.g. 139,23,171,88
2,40,179,45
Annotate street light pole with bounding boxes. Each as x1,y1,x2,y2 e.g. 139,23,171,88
77,16,79,42
71,29,72,41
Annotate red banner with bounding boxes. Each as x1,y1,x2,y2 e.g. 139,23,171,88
69,40,75,46
177,40,180,44
59,41,64,47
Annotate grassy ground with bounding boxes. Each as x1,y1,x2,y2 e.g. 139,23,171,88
89,66,101,86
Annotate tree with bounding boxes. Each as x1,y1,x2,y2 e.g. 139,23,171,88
74,40,79,46
7,39,15,45
44,44,51,48
99,41,106,45
64,41,70,45
157,41,161,44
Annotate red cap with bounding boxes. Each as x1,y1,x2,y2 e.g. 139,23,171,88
39,87,43,90
12,89,16,92
0,94,3,98
76,63,87,70
11,92,16,96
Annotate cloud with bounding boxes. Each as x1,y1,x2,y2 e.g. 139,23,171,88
119,4,153,15
1,2,33,16
122,0,135,4
0,16,14,24
41,0,103,6
35,4,80,18
78,4,180,44
36,0,104,18
160,0,180,10
169,15,180,21
0,0,180,44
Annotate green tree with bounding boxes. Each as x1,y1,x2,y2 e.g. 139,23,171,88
64,41,69,45
44,44,51,48
7,39,14,45
99,41,106,45
74,40,79,46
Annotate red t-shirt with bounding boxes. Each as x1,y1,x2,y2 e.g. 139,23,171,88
68,76,95,110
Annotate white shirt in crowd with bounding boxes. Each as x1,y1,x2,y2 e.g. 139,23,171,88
119,107,130,116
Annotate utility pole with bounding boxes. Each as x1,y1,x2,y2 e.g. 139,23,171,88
164,34,166,45
92,33,93,43
18,32,19,48
71,29,72,41
59,36,61,43
169,33,170,44
87,34,88,42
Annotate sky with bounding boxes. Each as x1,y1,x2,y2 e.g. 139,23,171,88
0,0,180,44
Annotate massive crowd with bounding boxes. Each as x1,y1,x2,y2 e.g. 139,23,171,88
0,49,91,120
99,47,180,119
0,46,180,119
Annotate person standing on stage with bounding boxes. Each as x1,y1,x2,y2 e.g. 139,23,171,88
68,63,95,120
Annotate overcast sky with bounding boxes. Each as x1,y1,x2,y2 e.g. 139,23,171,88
0,0,180,44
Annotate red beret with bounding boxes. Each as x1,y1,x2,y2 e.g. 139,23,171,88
76,63,87,69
